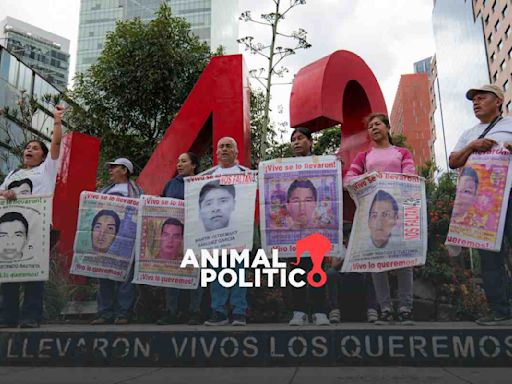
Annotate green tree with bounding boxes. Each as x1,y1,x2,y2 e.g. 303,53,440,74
67,3,211,173
312,126,341,155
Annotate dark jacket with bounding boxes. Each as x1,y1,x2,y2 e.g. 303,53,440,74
161,175,184,199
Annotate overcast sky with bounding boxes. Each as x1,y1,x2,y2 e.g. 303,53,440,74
0,0,436,134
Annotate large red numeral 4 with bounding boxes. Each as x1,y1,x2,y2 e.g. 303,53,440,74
138,54,251,195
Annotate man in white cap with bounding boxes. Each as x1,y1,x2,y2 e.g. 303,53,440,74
449,84,512,326
102,158,144,196
91,157,143,325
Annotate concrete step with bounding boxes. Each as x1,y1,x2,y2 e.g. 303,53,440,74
1,322,511,367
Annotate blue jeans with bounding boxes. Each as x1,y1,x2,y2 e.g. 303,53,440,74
479,197,512,317
0,281,44,324
165,287,203,314
210,267,247,316
97,268,136,320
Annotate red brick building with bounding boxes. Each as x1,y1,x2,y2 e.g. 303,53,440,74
390,73,434,168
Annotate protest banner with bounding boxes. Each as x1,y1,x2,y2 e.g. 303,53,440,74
446,147,512,251
183,172,257,253
259,156,343,258
71,191,139,281
342,172,427,273
133,195,199,289
0,195,52,282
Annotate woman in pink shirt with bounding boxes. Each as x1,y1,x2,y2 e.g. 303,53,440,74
343,113,416,325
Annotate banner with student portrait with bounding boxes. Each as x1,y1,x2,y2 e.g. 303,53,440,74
71,191,139,281
342,172,427,273
133,195,199,289
0,195,52,282
183,172,257,253
258,156,343,258
446,147,512,251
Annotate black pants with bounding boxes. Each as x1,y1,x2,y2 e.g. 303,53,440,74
290,258,327,314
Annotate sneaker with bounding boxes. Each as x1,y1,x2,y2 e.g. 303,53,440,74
476,313,512,326
288,311,308,326
367,308,378,323
329,309,341,324
397,310,415,325
156,312,179,325
375,309,394,325
232,314,247,326
90,317,113,325
19,319,39,328
187,312,202,326
204,311,229,326
312,313,330,326
114,316,129,325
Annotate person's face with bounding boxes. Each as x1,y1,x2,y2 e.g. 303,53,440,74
11,183,31,196
287,187,316,227
0,220,27,261
291,131,312,157
368,200,398,248
453,175,477,217
199,188,235,231
108,164,128,184
216,138,237,168
177,153,195,176
472,92,501,122
367,117,389,144
92,215,117,253
23,141,45,168
159,224,183,260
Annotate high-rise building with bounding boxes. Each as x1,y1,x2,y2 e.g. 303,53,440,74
0,16,70,90
390,72,434,167
0,44,69,177
473,0,512,114
431,0,491,170
414,56,432,79
76,0,239,74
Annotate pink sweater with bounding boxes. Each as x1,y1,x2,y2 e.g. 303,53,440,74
344,146,416,185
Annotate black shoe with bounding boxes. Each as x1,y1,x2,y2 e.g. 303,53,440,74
204,311,229,326
232,314,247,326
19,319,39,328
187,312,201,325
397,310,415,325
156,312,178,325
114,316,129,325
476,313,512,326
90,316,113,325
375,309,394,325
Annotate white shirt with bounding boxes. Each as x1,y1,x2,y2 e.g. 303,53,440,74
0,156,59,196
199,164,251,176
452,116,512,153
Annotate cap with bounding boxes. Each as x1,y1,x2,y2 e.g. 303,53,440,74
105,158,134,174
466,84,504,100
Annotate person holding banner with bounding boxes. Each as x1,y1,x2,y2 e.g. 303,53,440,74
199,137,250,326
0,105,64,328
91,158,143,325
449,84,512,326
287,127,330,326
157,152,204,326
343,113,416,325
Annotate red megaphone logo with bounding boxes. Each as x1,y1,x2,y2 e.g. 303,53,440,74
292,233,332,287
